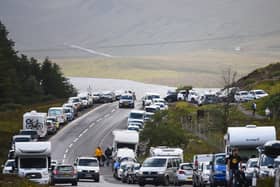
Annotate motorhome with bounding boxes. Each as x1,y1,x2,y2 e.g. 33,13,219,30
112,130,139,154
23,111,47,138
15,142,51,184
150,146,184,162
224,125,276,160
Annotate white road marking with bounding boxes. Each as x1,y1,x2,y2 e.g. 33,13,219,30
65,149,69,154
83,128,88,134
69,44,113,58
104,114,110,118
69,143,73,148
63,154,66,159
62,159,65,163
73,138,79,142
79,133,83,138
111,109,116,113
97,118,102,122
89,123,95,128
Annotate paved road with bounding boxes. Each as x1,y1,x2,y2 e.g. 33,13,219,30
50,101,193,187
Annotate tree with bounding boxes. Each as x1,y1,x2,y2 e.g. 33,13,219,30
221,68,237,133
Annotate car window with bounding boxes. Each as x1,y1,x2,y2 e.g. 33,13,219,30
129,112,144,119
256,91,265,95
142,158,167,167
78,159,98,166
6,161,15,167
167,159,172,168
215,155,226,165
58,166,73,171
181,164,193,170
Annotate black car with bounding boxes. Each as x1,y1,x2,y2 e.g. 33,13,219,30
51,164,78,186
164,92,177,103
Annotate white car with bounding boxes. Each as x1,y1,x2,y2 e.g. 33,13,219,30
48,107,66,124
75,157,100,182
244,158,258,183
2,159,15,174
187,90,200,103
248,89,269,99
154,102,168,110
145,105,160,114
142,93,161,107
177,90,187,101
176,163,193,185
234,91,254,102
127,110,145,125
128,124,140,132
198,161,211,187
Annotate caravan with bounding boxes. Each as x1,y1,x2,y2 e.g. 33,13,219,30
112,130,139,154
150,146,184,162
23,111,48,138
224,125,276,160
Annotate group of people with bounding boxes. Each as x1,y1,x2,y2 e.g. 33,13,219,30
94,146,113,166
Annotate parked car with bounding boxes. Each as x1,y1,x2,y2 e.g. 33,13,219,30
234,91,254,102
119,94,135,108
46,116,60,130
138,156,181,186
144,112,155,123
19,129,39,141
127,124,140,132
92,92,102,103
244,158,258,186
128,121,144,130
127,110,145,125
51,164,78,186
198,162,211,187
197,94,219,106
154,102,168,110
144,105,159,114
176,162,193,185
63,103,78,117
248,89,269,99
68,97,82,111
63,107,75,121
75,157,100,182
177,90,187,101
142,93,161,107
99,91,115,103
187,90,200,103
164,92,177,103
46,117,57,134
209,153,226,187
48,107,66,125
1,159,15,174
78,94,90,109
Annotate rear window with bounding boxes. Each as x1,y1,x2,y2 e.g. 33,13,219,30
14,137,30,142
215,155,226,165
181,164,193,170
48,109,62,116
78,159,98,166
121,95,133,100
256,90,265,95
129,112,144,119
58,166,73,171
20,131,37,136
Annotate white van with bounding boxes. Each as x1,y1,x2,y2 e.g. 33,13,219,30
138,156,182,186
48,107,66,124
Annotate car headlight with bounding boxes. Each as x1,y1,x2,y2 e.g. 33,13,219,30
77,169,82,172
138,171,143,175
158,171,165,175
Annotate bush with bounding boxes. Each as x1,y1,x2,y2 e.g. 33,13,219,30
256,177,275,187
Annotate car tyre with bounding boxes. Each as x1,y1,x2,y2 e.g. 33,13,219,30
139,182,145,186
94,175,100,182
72,181,78,186
163,176,169,186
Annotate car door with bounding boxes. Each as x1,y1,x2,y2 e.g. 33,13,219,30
166,159,173,182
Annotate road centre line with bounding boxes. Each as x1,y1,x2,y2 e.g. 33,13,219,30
69,143,73,148
73,138,79,142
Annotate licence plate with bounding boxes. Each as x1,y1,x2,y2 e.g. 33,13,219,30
145,178,154,181
85,174,92,177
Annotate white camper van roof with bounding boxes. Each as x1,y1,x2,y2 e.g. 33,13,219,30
150,147,183,157
15,142,51,156
23,111,47,118
225,125,276,147
113,130,139,144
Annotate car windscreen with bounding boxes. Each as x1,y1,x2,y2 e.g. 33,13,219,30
63,109,71,113
121,95,133,100
20,158,46,168
70,98,80,103
215,155,226,165
249,161,257,167
260,155,275,166
14,137,30,142
6,161,15,167
256,91,265,95
142,158,167,167
129,112,144,119
48,109,62,116
80,97,87,100
146,108,156,113
20,131,37,136
78,159,98,166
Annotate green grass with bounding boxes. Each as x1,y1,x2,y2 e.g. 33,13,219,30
54,52,274,87
0,174,47,187
0,99,66,166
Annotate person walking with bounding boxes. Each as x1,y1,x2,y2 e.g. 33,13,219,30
95,146,103,166
227,148,242,187
105,146,113,167
252,102,257,116
265,107,271,120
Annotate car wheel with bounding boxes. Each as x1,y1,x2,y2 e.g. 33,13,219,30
94,175,100,182
163,176,169,186
72,181,78,186
139,182,145,186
